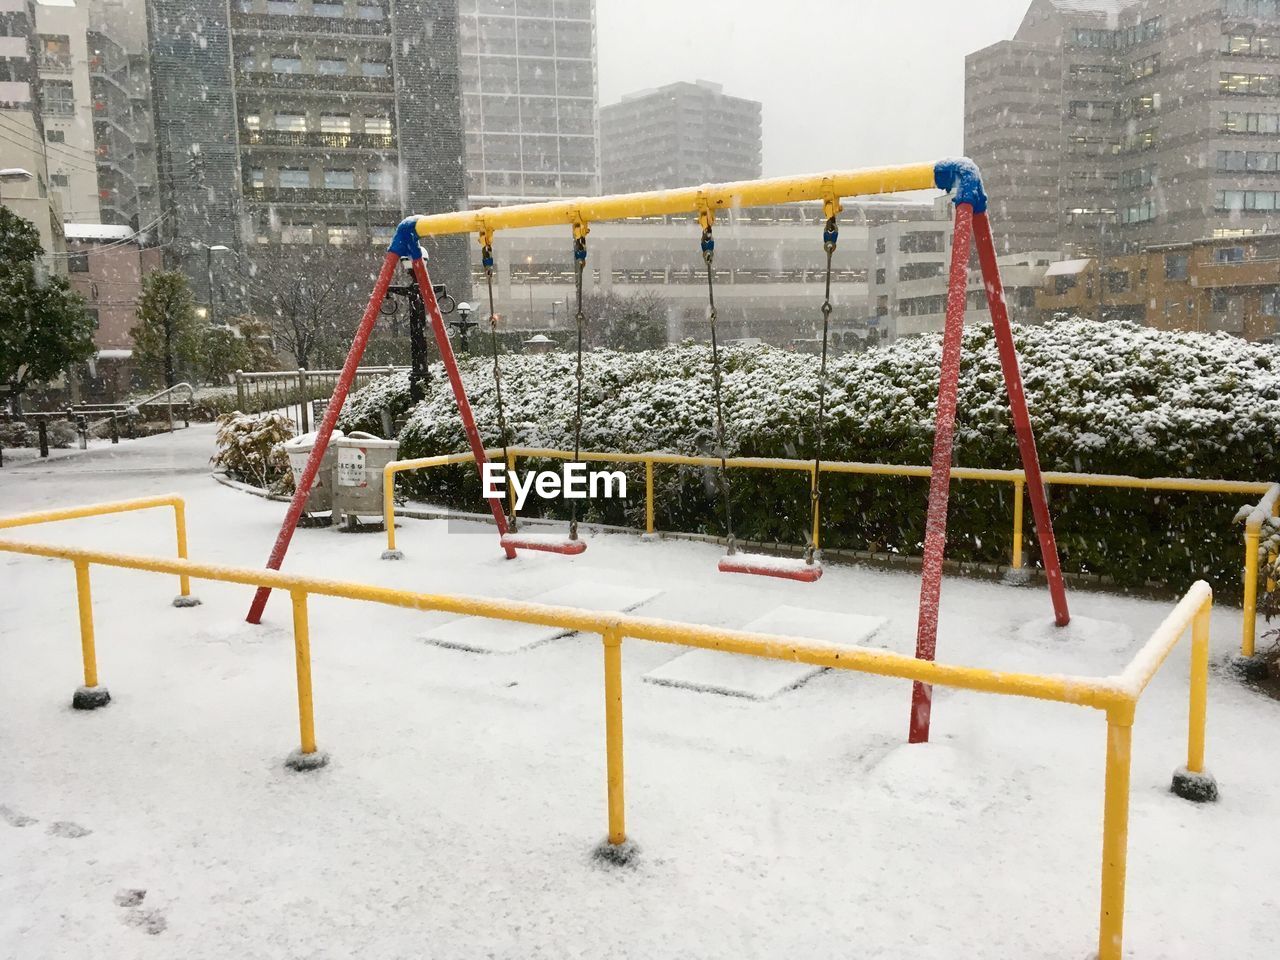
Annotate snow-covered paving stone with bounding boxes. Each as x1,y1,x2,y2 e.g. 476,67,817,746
642,605,887,699
419,580,662,653
1,426,1279,959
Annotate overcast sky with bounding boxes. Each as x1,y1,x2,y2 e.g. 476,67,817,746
597,0,1031,176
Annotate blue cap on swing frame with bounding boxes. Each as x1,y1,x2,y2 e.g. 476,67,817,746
388,216,424,260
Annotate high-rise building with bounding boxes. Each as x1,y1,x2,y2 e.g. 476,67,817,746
146,0,470,301
457,0,598,203
87,0,160,232
31,0,98,223
966,0,1280,258
600,80,762,194
0,0,73,259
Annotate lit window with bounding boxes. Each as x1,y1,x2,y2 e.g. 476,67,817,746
244,113,261,131
328,225,361,245
361,61,388,78
271,56,303,74
316,58,347,75
282,225,313,244
250,167,265,187
266,0,299,13
320,114,350,133
356,3,383,19
274,113,306,131
364,115,392,135
312,2,343,16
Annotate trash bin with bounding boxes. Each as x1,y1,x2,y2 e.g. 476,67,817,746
283,430,344,515
332,431,400,528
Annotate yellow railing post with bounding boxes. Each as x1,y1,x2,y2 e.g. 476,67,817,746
1242,525,1260,659
602,626,626,848
1267,499,1278,593
1097,708,1134,960
810,466,821,553
1187,601,1210,774
1012,478,1024,569
644,460,655,536
70,559,110,709
170,498,198,606
285,589,327,770
382,464,401,558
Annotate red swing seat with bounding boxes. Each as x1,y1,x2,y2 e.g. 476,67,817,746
500,532,587,556
718,553,822,582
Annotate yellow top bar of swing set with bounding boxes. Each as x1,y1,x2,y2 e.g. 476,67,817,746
412,164,939,239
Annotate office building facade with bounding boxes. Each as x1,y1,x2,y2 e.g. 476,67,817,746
966,0,1280,258
457,0,598,203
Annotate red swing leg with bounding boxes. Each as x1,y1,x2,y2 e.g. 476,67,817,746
973,211,1070,627
907,202,973,743
246,250,402,624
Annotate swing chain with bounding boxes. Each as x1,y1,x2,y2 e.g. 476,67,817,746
483,243,516,529
806,215,839,564
701,223,737,555
568,233,588,540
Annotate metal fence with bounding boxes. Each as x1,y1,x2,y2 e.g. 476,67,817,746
233,367,407,434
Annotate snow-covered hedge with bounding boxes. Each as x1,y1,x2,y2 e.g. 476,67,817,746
211,411,295,492
340,319,1280,595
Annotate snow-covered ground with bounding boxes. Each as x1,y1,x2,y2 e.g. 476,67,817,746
1,426,1277,958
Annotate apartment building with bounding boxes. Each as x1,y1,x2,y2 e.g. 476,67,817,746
967,0,1280,258
457,0,598,203
147,0,470,303
31,0,97,222
867,197,1053,339
600,80,762,194
1037,233,1280,339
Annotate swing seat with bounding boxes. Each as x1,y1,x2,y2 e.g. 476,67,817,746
718,553,822,582
500,532,587,556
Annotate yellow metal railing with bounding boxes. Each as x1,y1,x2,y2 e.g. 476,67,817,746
0,492,1215,960
0,493,196,603
382,446,1270,627
1239,483,1280,658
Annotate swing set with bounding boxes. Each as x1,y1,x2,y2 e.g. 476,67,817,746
244,158,1072,744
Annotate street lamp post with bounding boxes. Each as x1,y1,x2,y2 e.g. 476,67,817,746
205,243,231,327
525,255,534,318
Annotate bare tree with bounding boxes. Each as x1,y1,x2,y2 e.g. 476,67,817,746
246,247,379,369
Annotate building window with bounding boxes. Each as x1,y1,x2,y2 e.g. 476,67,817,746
271,56,303,74
1222,32,1279,57
875,237,886,255
250,167,265,188
1263,288,1280,316
312,1,343,16
279,168,310,188
1165,254,1188,280
361,61,388,78
68,252,89,273
244,113,261,131
320,114,350,133
899,231,944,254
364,115,392,135
1118,166,1155,190
1216,246,1246,263
874,268,885,285
1120,199,1155,224
281,225,313,244
1220,72,1280,96
367,168,392,191
316,58,347,76
1222,110,1280,133
1223,0,1280,17
899,262,943,282
40,80,74,116
324,169,355,189
1128,55,1159,80
356,3,384,19
1069,100,1118,120
266,0,300,14
1106,271,1130,293
1117,17,1162,48
1216,189,1280,210
328,225,360,245
1125,128,1157,152
46,129,65,143
1071,28,1114,49
274,113,306,131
